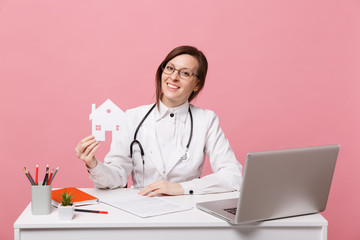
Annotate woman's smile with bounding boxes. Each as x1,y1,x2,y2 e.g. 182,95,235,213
167,82,180,90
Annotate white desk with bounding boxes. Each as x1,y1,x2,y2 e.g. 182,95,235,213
14,188,327,240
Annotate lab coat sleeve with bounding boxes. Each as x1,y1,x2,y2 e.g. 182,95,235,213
87,114,134,189
180,111,242,194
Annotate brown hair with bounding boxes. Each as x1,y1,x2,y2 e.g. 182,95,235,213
155,45,208,106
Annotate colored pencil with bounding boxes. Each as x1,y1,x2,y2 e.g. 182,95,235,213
25,167,36,185
42,170,49,186
49,166,59,185
35,163,39,185
47,169,54,185
24,168,35,185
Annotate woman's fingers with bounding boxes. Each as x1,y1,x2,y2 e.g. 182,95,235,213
138,180,184,197
80,139,96,153
80,135,94,144
85,143,100,169
145,190,161,197
76,136,96,155
83,141,99,157
87,143,100,161
75,135,100,169
138,183,158,196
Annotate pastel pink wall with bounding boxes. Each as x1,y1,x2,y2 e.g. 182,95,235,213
1,0,359,239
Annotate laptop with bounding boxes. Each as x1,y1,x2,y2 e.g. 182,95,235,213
196,145,339,224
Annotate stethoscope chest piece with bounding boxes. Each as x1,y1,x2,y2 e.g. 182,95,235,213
180,150,190,163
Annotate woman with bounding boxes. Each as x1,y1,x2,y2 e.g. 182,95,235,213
75,46,242,197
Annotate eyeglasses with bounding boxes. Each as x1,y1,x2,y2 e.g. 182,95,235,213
162,63,199,80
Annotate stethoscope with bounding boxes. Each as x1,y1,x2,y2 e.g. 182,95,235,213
129,103,193,188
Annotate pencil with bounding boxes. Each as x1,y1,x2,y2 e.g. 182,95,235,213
47,169,54,185
35,163,39,185
24,168,35,185
75,209,108,214
49,166,59,185
42,170,49,186
25,167,36,185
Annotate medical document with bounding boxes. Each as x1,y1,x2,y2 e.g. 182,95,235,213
102,195,193,218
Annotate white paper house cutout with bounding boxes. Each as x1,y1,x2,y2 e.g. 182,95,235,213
89,99,125,141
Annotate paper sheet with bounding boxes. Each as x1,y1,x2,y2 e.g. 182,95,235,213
102,195,193,218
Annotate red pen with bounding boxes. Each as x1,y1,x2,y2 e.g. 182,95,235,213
75,209,108,214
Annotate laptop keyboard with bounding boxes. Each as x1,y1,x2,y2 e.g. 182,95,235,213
224,207,237,215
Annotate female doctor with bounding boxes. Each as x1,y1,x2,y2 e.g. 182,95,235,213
75,46,242,197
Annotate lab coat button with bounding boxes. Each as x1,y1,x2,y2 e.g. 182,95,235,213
189,190,194,195
170,113,174,117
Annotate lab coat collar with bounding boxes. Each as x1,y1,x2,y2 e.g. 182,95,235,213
155,101,189,123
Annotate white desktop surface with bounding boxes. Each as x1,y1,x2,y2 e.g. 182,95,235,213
14,188,328,240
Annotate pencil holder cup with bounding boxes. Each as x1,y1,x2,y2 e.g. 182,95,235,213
31,182,52,215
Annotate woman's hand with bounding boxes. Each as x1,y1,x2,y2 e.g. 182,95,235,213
75,135,100,169
138,180,184,197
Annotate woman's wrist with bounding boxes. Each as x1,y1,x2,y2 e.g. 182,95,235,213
86,158,98,169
